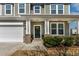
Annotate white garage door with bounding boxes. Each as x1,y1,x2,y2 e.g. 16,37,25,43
0,22,24,42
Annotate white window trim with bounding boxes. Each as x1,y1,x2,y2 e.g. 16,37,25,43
50,4,64,15
29,3,30,15
33,5,41,14
57,4,64,15
18,3,26,15
68,4,70,15
5,4,12,15
50,4,57,15
50,22,65,36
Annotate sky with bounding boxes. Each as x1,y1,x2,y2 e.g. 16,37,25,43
70,3,79,29
70,3,79,15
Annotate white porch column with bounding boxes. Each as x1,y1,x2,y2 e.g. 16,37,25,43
26,20,31,34
68,21,70,36
44,20,49,34
78,20,79,34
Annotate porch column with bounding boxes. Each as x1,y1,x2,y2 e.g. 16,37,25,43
24,20,31,43
78,20,79,35
68,21,71,36
26,20,31,34
44,20,49,37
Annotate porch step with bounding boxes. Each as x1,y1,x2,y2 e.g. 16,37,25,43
32,39,43,44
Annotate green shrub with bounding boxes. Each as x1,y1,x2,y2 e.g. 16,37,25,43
43,36,63,47
43,36,75,47
75,37,79,46
43,36,53,47
53,36,63,46
63,37,74,47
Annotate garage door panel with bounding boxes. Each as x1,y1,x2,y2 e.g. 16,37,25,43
0,22,24,42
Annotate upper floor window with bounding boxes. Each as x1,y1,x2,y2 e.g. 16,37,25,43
18,3,26,14
50,4,56,14
58,4,63,14
5,4,12,15
33,4,41,14
50,4,64,15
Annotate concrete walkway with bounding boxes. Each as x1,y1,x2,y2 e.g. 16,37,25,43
0,39,46,56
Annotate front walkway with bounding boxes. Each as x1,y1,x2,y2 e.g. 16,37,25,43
22,39,46,50
0,39,46,56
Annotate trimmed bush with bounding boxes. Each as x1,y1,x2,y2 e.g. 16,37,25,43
43,36,76,47
43,36,53,47
63,37,74,47
75,37,79,46
53,36,63,46
43,36,63,47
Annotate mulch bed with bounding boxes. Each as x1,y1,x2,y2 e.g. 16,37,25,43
11,50,48,56
11,46,79,56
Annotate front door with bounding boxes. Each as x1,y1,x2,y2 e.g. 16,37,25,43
33,25,42,39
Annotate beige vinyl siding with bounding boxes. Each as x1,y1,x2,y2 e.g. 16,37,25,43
64,4,69,15
15,3,18,16
26,3,30,15
45,4,50,15
41,5,43,15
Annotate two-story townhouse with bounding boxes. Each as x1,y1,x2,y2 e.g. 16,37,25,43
0,3,79,43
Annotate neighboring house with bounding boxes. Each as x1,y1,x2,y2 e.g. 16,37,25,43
0,3,79,43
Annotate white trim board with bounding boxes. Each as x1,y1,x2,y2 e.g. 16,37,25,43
78,21,79,34
0,22,23,25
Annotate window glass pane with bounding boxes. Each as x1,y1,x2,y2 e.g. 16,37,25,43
19,4,24,9
35,6,40,9
6,10,11,14
58,23,64,34
58,24,63,28
19,9,24,13
58,4,63,10
51,24,57,34
51,24,56,28
6,4,11,10
35,10,40,13
58,10,63,14
51,4,56,10
51,10,56,14
51,29,57,34
58,29,63,34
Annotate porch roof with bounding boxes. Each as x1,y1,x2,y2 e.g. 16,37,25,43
24,15,79,18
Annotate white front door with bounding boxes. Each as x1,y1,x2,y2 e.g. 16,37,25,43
33,25,42,39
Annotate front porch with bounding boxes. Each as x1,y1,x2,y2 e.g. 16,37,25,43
24,19,71,43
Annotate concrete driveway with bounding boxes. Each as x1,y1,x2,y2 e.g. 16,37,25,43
0,42,24,56
0,40,46,56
